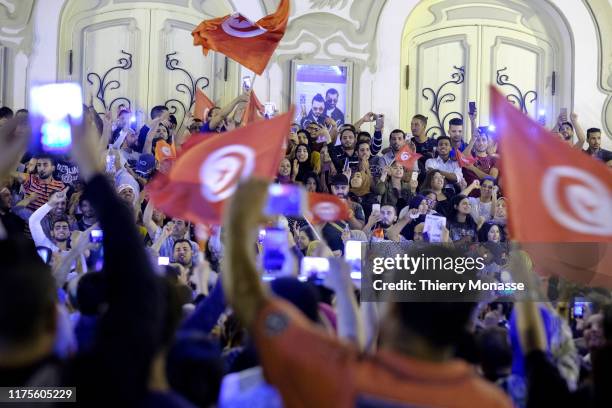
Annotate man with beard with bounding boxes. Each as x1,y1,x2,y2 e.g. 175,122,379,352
172,239,194,272
158,218,200,263
0,186,24,235
328,128,360,173
77,196,98,231
300,93,327,129
361,205,409,241
553,111,586,149
375,129,418,181
584,128,612,163
29,188,72,253
325,88,344,127
14,154,65,213
462,131,499,188
322,175,365,253
116,126,141,169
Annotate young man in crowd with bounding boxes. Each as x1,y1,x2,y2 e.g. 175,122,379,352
554,111,586,149
13,154,66,213
411,114,437,159
353,112,385,155
584,127,612,163
425,136,463,189
301,93,327,129
201,92,250,133
172,238,195,273
322,175,365,253
29,189,72,253
362,204,411,241
77,196,98,231
375,129,418,182
158,218,200,263
222,178,512,407
137,105,169,152
329,128,360,173
325,88,345,127
448,117,467,152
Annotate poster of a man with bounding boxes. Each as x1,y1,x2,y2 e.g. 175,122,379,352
325,88,345,127
292,61,351,129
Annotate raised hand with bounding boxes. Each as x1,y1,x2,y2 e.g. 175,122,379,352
0,118,30,180
48,187,70,208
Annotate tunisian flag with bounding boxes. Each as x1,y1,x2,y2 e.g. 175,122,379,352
193,88,215,120
454,149,477,168
241,91,265,126
147,109,294,224
395,145,422,169
192,0,289,75
307,193,350,224
491,86,612,287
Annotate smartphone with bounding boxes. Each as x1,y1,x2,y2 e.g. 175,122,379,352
573,297,591,318
264,102,276,118
158,256,170,266
423,214,446,242
344,240,362,280
343,158,349,172
300,257,330,283
411,171,419,182
105,154,116,173
242,76,251,92
560,107,568,121
262,227,288,272
372,204,381,213
29,82,83,154
265,184,305,217
469,101,477,115
375,114,384,128
90,229,104,243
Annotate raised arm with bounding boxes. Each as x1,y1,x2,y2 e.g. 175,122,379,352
209,92,249,130
223,178,270,326
570,112,586,149
143,199,161,240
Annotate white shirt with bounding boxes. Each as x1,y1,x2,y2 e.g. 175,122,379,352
425,156,463,187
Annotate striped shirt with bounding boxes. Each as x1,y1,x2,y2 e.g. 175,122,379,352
23,174,65,212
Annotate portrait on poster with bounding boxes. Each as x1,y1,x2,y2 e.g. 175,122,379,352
291,60,352,129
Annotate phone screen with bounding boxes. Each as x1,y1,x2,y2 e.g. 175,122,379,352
242,76,252,91
300,257,330,282
29,83,83,154
372,204,381,213
411,171,419,182
158,256,170,266
265,184,305,216
262,227,288,273
344,241,362,279
469,102,476,115
424,215,446,242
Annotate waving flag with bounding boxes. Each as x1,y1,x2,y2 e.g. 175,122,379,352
307,193,350,224
395,145,422,169
454,148,477,168
192,0,289,75
193,88,215,120
491,86,612,287
241,91,266,126
147,109,294,224
155,140,176,163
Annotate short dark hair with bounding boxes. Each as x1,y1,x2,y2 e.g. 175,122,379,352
16,109,28,115
395,245,476,347
76,271,108,315
173,239,192,251
312,94,325,105
150,105,169,119
357,140,371,150
477,327,512,381
340,128,356,138
449,118,463,127
480,176,497,185
389,129,406,138
478,222,506,242
0,239,56,346
325,88,339,97
34,154,56,167
560,121,574,130
52,216,70,229
0,106,14,119
357,131,371,141
436,135,452,145
330,174,349,186
413,114,428,124
587,128,601,138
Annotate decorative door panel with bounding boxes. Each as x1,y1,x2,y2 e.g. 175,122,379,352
405,27,479,137
480,27,555,126
149,10,216,127
69,10,150,114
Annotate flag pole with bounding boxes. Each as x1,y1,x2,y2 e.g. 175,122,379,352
304,216,323,242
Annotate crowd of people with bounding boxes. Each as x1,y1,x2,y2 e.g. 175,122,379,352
0,90,611,407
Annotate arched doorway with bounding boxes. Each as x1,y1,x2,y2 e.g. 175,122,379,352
399,0,573,136
57,1,239,126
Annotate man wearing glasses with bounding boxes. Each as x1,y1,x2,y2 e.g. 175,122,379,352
300,93,328,129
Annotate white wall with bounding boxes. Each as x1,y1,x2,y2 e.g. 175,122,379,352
19,0,611,148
